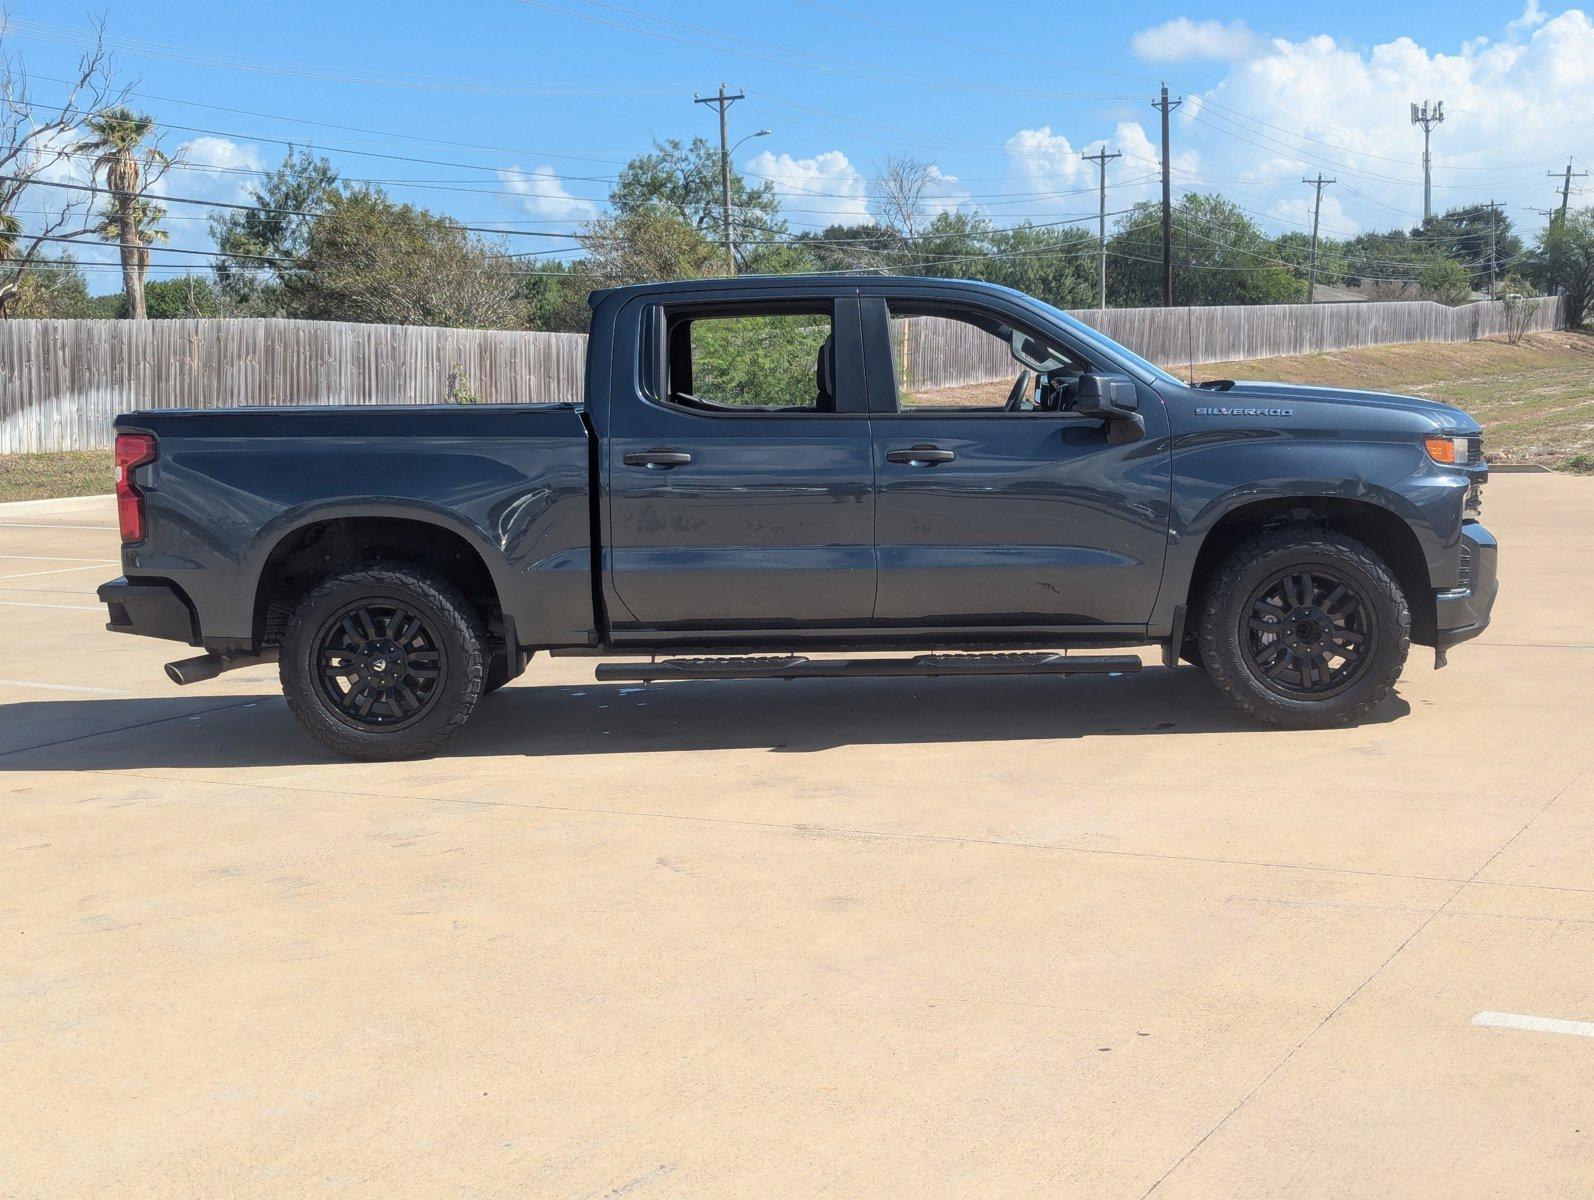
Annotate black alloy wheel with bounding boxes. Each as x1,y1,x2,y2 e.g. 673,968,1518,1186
1241,567,1376,698
316,601,444,727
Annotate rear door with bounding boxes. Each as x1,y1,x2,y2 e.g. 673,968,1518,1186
603,292,876,637
861,292,1171,632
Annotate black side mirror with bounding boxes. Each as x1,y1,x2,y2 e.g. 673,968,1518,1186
1074,372,1140,419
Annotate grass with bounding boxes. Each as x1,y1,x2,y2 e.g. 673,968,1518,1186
0,450,114,503
1201,330,1594,471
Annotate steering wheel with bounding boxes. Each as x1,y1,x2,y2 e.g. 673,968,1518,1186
1004,369,1035,412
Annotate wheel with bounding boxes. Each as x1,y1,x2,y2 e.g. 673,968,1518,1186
280,562,486,759
1197,529,1410,728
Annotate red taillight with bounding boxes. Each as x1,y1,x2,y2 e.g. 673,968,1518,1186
114,432,157,543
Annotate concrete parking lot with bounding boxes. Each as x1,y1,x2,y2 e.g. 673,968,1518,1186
2,476,1592,1199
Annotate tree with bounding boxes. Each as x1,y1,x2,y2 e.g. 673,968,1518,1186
1417,204,1523,294
1527,208,1594,327
143,274,219,318
5,254,93,318
1107,194,1300,307
0,22,121,316
284,192,522,328
578,206,724,295
1417,258,1473,306
80,106,173,319
873,155,937,240
797,222,910,274
611,137,785,270
210,148,343,313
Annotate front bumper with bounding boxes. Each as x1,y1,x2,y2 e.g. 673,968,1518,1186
98,577,200,645
1434,521,1498,651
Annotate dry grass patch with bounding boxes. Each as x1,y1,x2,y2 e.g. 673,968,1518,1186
0,451,114,502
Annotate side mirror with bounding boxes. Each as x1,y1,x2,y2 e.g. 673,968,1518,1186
1074,372,1140,419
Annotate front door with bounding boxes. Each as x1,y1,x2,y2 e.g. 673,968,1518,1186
604,294,876,637
863,295,1171,632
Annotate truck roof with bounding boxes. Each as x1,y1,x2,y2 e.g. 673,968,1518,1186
588,274,1025,307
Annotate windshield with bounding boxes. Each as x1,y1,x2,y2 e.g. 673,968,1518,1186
1031,301,1187,389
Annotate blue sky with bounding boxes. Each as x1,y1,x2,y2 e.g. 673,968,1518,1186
8,0,1591,283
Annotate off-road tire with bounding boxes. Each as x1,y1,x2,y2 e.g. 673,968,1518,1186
280,562,486,759
1197,529,1410,728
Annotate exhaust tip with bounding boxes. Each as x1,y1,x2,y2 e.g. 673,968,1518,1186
165,653,225,686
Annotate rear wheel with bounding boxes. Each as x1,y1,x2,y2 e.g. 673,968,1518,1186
1197,529,1410,728
280,562,486,759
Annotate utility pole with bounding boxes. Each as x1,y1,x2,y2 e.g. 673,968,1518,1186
1410,100,1444,223
1083,145,1121,309
1153,84,1181,306
694,83,745,275
1548,160,1588,223
1482,199,1504,297
1302,174,1335,305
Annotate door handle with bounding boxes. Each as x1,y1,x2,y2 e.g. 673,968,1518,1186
623,448,694,469
886,444,956,466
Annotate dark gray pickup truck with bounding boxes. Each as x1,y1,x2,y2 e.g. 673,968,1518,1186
99,275,1497,758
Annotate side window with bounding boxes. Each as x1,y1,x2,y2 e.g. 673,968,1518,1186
886,302,1087,413
664,306,837,413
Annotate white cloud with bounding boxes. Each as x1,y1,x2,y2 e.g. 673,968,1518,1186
1148,9,1594,237
498,165,599,224
918,163,972,217
1508,0,1549,34
1005,126,1082,195
162,136,264,205
747,148,871,224
1132,18,1264,62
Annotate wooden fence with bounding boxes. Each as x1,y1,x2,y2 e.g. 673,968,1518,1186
0,297,1569,453
0,318,587,453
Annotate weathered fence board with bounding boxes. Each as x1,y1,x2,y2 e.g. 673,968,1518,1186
0,297,1568,453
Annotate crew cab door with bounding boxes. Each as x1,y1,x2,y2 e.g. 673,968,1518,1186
860,292,1170,632
601,292,875,637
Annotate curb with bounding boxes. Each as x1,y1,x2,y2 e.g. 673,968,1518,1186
0,493,115,514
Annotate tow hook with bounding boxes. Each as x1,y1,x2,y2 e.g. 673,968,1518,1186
165,648,278,686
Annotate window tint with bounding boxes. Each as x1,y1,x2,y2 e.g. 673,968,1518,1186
666,308,836,413
887,302,1087,413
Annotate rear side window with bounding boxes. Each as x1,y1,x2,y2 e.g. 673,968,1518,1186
664,307,837,413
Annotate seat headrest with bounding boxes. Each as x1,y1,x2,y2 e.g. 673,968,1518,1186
817,334,836,407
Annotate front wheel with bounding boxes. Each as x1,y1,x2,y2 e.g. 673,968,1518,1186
1197,529,1410,728
280,562,487,759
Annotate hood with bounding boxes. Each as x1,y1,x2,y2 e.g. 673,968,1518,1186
1217,380,1479,433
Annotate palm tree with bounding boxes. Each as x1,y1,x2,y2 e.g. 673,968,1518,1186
95,198,169,314
80,106,170,319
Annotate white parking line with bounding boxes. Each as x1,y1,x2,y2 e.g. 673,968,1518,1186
1473,1011,1594,1039
0,522,118,531
0,563,116,580
0,600,103,612
0,678,126,695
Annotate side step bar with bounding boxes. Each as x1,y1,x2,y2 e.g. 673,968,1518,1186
595,651,1142,683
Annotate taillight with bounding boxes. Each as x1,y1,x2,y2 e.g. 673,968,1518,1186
114,432,157,543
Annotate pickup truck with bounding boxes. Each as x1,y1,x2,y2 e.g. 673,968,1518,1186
98,275,1497,759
